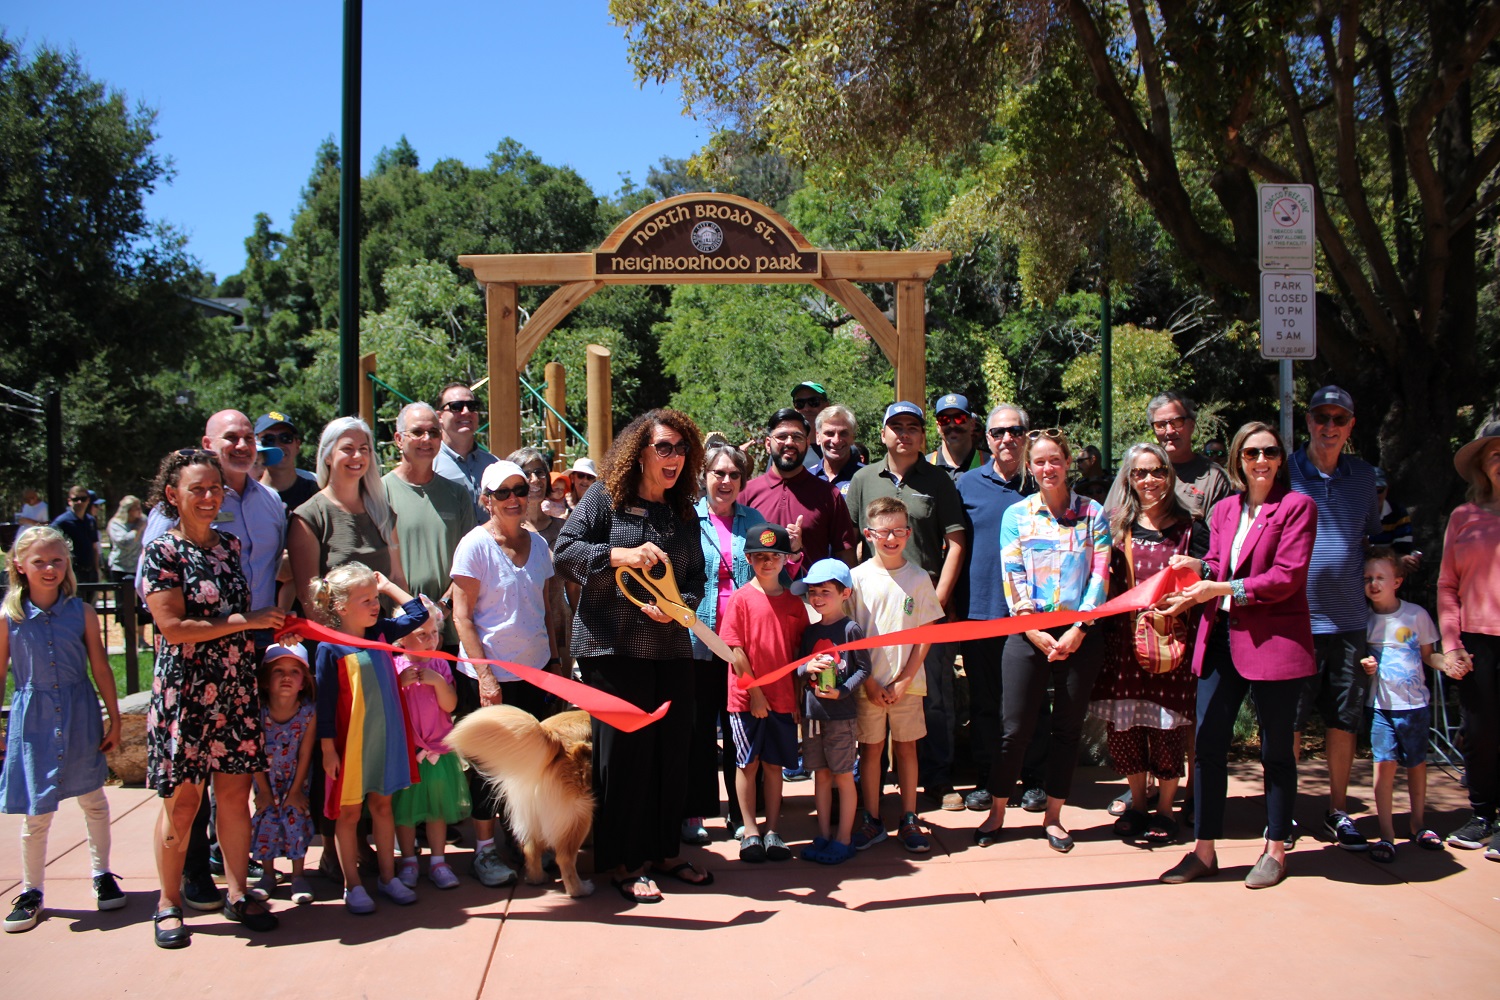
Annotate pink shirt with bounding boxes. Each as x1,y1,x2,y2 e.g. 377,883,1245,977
1437,503,1500,649
394,654,456,756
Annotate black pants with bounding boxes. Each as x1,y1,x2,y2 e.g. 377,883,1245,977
965,634,1051,790
1193,628,1301,841
684,656,729,820
1458,632,1500,818
580,655,694,872
918,637,957,792
987,627,1104,802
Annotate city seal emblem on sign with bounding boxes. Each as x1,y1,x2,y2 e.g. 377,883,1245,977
690,220,724,253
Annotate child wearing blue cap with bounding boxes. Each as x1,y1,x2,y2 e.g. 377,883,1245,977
794,559,871,864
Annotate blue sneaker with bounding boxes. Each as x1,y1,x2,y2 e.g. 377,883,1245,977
851,811,887,851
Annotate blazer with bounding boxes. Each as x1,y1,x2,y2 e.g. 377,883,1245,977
1190,483,1318,682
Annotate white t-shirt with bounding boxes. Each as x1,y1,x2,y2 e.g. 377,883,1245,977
449,525,553,682
18,501,47,523
849,558,943,693
1366,600,1438,711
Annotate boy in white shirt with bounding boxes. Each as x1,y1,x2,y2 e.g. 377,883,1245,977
1359,548,1445,861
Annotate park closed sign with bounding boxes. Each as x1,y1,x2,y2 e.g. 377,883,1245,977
1260,271,1316,359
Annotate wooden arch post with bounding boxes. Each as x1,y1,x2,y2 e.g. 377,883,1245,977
459,193,950,449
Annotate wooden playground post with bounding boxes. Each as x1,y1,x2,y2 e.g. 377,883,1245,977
586,344,612,463
544,361,566,467
358,352,377,433
486,283,520,456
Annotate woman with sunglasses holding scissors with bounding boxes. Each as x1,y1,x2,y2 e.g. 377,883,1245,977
554,409,711,903
1156,421,1317,889
975,427,1112,853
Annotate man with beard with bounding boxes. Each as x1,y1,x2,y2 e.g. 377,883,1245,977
740,407,859,577
846,402,968,811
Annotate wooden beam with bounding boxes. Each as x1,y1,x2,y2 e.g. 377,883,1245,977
823,251,950,282
461,253,594,285
486,283,520,457
516,280,603,366
458,250,952,286
812,278,898,363
358,352,377,436
895,280,927,409
544,361,566,466
586,345,612,463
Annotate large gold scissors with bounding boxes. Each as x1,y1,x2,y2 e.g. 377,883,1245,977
616,555,736,662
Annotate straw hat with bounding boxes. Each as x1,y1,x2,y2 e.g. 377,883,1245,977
1454,420,1500,483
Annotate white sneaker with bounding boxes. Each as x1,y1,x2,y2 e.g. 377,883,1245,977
471,844,517,887
378,876,418,906
289,876,314,905
344,885,376,915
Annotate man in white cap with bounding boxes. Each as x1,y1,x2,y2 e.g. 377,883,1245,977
1290,384,1381,851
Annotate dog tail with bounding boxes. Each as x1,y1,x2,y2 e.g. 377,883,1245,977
446,704,561,783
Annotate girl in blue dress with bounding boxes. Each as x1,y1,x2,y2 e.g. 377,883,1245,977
1,527,123,933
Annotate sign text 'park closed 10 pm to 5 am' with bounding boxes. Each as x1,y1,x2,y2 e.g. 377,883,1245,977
1260,271,1317,360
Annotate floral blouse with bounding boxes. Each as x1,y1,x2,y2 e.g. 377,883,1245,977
999,491,1111,614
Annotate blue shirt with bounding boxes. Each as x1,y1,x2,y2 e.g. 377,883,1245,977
139,475,287,610
808,459,863,496
957,463,1024,620
691,498,764,660
1289,448,1381,634
433,440,498,524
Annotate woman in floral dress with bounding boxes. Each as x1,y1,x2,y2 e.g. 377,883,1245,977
141,450,286,947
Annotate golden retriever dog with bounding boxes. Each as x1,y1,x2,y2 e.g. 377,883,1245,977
446,706,595,897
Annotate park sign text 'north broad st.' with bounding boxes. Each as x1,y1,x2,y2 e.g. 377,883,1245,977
595,197,819,278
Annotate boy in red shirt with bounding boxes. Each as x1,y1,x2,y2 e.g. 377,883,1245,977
722,522,808,862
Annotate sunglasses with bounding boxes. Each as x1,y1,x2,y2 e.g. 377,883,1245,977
175,447,214,458
1027,427,1066,441
1151,416,1188,432
935,412,970,427
1310,411,1352,427
440,399,483,413
401,427,442,440
483,485,528,501
260,431,298,446
793,396,825,409
707,469,742,480
987,425,1026,440
1242,446,1284,461
649,440,690,458
1129,467,1169,481
1203,448,1227,460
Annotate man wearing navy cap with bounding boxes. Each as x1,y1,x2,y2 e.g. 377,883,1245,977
927,393,985,483
255,411,318,516
1290,384,1382,851
847,401,968,810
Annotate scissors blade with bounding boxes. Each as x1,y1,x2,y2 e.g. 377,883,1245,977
688,618,736,662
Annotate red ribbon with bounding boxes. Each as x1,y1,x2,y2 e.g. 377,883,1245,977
273,617,670,734
736,564,1201,690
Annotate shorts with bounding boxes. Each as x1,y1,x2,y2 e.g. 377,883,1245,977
1369,706,1430,768
729,710,799,769
855,687,926,745
802,718,858,775
1296,631,1371,732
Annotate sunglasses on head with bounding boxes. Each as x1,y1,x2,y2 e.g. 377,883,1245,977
935,412,969,427
1027,427,1066,441
987,425,1026,440
1242,446,1284,461
1310,411,1352,427
649,440,690,458
441,399,483,413
484,484,528,501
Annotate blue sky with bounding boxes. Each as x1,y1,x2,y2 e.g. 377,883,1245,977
5,1,710,282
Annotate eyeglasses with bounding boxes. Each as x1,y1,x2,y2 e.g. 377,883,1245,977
1150,416,1188,432
865,527,912,540
770,432,807,445
707,469,742,481
1310,411,1352,427
1241,446,1284,461
1027,428,1066,441
1129,467,1169,481
400,427,442,440
440,399,483,413
987,425,1026,440
793,396,824,409
935,412,969,427
483,485,528,501
649,440,690,458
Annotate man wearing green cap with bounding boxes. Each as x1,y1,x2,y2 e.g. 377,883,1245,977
792,381,829,471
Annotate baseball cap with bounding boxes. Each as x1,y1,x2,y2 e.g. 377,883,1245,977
884,401,924,424
744,522,793,555
792,381,828,399
934,393,969,415
263,642,309,668
480,460,528,493
790,558,854,595
1307,385,1354,414
256,444,284,466
254,411,299,437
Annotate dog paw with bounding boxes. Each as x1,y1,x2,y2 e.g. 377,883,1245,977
568,879,595,898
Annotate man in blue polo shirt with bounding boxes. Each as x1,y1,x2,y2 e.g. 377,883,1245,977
1289,385,1381,851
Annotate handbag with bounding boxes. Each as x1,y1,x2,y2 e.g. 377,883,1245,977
1125,531,1188,674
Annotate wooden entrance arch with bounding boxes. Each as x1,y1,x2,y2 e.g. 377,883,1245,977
458,192,950,456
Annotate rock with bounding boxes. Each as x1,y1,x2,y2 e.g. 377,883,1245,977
107,690,153,786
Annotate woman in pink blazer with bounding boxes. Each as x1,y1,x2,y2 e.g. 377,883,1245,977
1157,421,1317,889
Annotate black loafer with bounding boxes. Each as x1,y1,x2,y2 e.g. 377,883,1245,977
973,824,1004,848
223,895,279,932
153,906,191,949
1045,828,1075,853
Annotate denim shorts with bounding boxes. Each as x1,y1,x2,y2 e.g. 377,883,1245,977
1369,706,1430,768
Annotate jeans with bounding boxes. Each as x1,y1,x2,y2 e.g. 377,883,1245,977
1194,628,1302,841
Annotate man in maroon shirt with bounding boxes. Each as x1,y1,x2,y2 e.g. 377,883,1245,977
741,407,860,580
